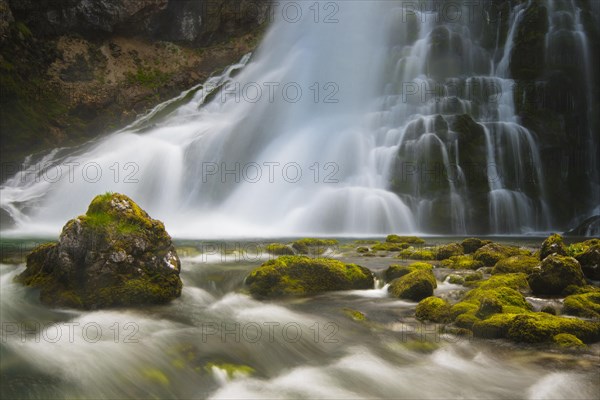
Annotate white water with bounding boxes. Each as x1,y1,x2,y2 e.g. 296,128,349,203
0,0,592,237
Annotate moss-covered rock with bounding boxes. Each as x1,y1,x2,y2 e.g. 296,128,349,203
397,247,436,260
528,255,586,295
491,255,539,275
461,238,492,254
386,235,425,244
16,193,182,309
507,313,600,343
356,246,370,254
552,333,586,349
384,262,433,282
473,243,526,267
245,256,373,298
440,255,484,270
540,233,567,260
291,238,338,255
372,242,409,252
436,243,464,260
415,296,451,323
388,269,437,301
575,244,600,281
265,243,294,256
563,290,600,319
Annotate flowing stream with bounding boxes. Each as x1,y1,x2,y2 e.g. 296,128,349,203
1,239,599,399
2,0,597,237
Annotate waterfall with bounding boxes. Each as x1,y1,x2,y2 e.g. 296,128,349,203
0,1,593,237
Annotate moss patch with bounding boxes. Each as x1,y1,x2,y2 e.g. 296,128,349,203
388,269,437,301
245,256,373,298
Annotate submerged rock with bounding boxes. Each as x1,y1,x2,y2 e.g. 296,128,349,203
245,256,373,298
528,254,586,295
16,193,182,309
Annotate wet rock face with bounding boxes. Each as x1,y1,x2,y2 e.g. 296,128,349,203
16,193,182,309
8,0,269,45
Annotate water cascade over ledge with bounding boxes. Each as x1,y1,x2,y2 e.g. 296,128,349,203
0,0,597,237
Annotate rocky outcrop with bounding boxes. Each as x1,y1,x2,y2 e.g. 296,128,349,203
0,0,270,166
16,193,182,309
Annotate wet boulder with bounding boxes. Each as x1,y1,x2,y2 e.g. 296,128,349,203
528,255,586,295
16,193,182,309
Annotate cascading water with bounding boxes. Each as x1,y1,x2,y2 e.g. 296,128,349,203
0,0,594,237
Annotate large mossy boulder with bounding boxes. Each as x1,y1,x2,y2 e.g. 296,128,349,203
16,193,182,309
491,255,539,275
245,256,373,298
388,269,437,301
528,254,586,295
473,243,525,267
540,233,567,260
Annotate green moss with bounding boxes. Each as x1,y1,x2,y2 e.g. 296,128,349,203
475,273,529,291
552,333,586,349
528,254,586,295
540,233,567,260
14,21,32,38
464,272,483,282
384,262,433,282
563,291,600,319
461,238,492,254
403,340,440,353
436,243,464,260
447,274,464,284
540,306,557,315
265,243,294,256
492,255,539,275
343,308,366,321
397,247,436,260
386,235,425,244
291,238,338,254
142,368,170,386
205,362,255,378
441,255,483,270
356,246,370,254
507,313,600,343
416,296,451,323
473,243,524,267
472,313,517,339
372,242,409,252
388,269,437,301
246,256,373,298
126,67,172,90
566,239,599,257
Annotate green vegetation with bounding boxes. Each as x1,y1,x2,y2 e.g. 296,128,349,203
416,297,451,323
397,247,436,260
384,262,433,282
291,238,338,254
265,243,294,256
205,362,255,378
473,243,528,266
435,243,464,260
528,254,586,295
491,255,539,275
388,269,437,301
126,67,172,90
540,233,567,260
563,290,600,319
440,255,483,270
343,308,366,321
386,235,425,244
245,256,373,298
